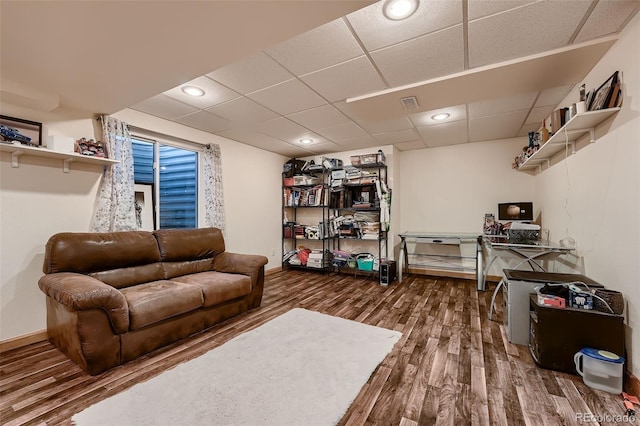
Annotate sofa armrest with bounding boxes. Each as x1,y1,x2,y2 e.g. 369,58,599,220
38,272,129,334
213,252,268,277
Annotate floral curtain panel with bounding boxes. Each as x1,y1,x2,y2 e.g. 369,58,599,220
90,115,137,232
202,143,225,230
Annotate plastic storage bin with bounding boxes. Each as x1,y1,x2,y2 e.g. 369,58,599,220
574,348,624,394
356,254,374,271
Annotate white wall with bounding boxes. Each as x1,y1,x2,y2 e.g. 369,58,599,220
536,14,640,374
0,108,285,341
399,138,536,233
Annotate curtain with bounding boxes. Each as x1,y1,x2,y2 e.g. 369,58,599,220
202,143,225,230
90,115,137,232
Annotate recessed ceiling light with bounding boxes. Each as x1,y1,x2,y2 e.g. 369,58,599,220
383,0,418,20
299,139,313,144
431,113,450,121
181,86,205,97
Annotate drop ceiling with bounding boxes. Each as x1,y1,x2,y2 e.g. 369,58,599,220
2,0,638,157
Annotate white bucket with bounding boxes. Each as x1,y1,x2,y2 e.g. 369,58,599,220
574,348,624,394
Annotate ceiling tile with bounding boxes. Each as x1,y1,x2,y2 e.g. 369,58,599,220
163,76,239,109
371,25,465,87
252,117,308,140
286,105,351,130
468,91,537,119
205,97,278,126
130,94,199,120
303,141,344,155
265,18,363,75
468,0,534,21
252,117,330,147
247,79,327,116
357,116,413,134
174,110,231,133
394,140,428,151
333,100,369,121
317,122,369,142
346,0,462,51
218,128,313,157
409,104,467,127
300,56,387,103
525,105,555,126
468,1,592,68
206,52,293,94
373,128,419,144
417,120,468,147
335,135,379,150
535,85,574,107
468,110,528,142
575,1,640,43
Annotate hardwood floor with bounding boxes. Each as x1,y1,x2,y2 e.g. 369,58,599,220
0,271,626,425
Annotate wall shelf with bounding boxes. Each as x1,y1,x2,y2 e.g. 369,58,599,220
0,143,119,172
515,107,620,174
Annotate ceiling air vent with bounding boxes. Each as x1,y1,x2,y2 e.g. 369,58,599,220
400,96,419,110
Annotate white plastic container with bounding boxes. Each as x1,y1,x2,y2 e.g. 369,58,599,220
574,348,624,394
46,135,75,153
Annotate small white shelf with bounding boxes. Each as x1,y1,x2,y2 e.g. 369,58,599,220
516,107,620,173
0,143,119,172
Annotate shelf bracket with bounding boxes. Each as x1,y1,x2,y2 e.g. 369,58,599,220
569,142,576,154
63,158,75,173
566,127,596,143
11,150,23,168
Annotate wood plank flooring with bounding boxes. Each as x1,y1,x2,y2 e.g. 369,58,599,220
0,271,627,425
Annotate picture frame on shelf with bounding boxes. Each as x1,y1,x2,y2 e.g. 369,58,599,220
0,115,43,146
589,71,618,111
134,184,155,231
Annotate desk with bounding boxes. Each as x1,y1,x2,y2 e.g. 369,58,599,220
480,237,574,292
484,238,575,320
398,232,481,287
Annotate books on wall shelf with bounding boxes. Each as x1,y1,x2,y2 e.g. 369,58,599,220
513,107,620,173
283,185,328,207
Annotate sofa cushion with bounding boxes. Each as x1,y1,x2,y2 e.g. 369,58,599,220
154,228,225,262
163,259,214,280
90,263,165,290
43,231,161,274
171,271,251,307
120,280,204,331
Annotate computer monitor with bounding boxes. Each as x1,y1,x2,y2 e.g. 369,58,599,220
498,202,533,221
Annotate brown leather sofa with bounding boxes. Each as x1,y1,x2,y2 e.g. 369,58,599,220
38,227,268,375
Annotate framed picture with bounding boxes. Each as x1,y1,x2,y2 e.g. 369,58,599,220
589,71,618,111
134,184,155,230
0,115,42,146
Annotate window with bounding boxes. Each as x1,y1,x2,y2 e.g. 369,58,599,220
132,137,198,229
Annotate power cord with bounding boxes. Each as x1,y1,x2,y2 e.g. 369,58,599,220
535,280,614,314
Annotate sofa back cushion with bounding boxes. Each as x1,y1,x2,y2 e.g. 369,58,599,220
43,231,164,289
154,228,225,279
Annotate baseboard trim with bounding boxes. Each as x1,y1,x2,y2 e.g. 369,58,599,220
625,372,640,395
0,330,48,353
265,266,282,276
405,268,502,284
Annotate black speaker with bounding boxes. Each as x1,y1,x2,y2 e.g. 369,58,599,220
379,260,397,285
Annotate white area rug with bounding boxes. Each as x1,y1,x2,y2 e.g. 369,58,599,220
72,308,402,426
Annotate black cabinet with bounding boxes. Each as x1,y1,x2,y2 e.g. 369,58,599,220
529,295,625,374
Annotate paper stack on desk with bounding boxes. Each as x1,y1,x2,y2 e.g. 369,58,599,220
509,222,541,230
